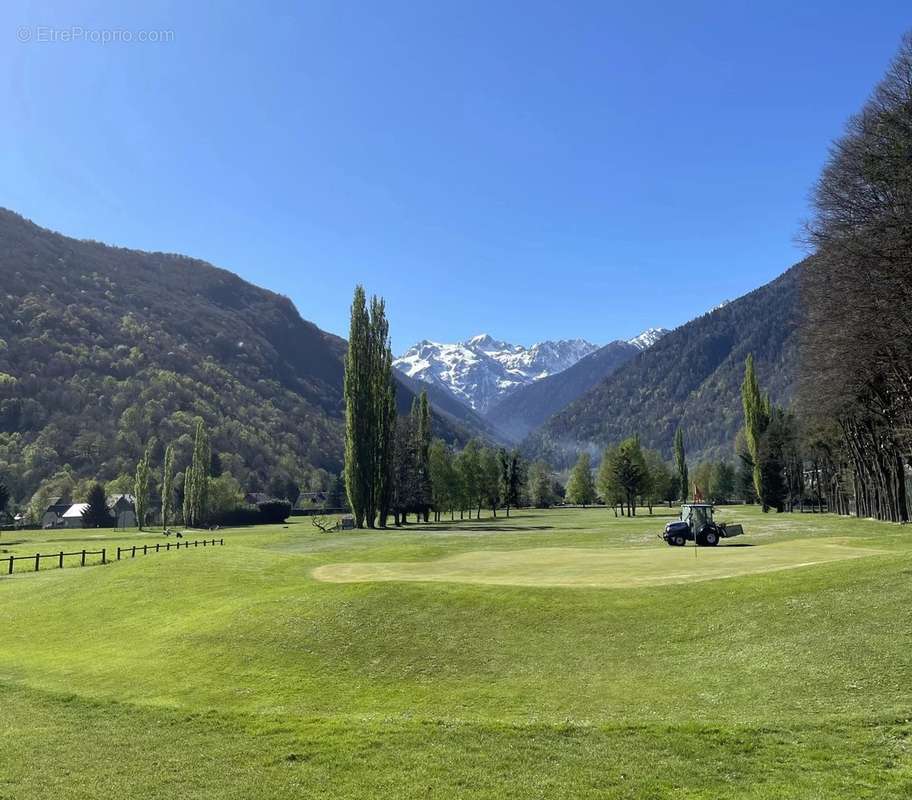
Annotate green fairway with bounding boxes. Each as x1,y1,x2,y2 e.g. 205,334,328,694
314,537,888,587
2,506,912,798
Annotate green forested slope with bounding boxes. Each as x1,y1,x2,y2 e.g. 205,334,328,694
523,263,802,466
0,209,476,506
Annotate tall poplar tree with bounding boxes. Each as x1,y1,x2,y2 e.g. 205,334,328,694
413,392,432,522
674,426,688,502
134,447,151,530
344,286,371,528
740,354,769,504
161,442,175,529
371,295,396,528
344,286,397,529
184,419,210,527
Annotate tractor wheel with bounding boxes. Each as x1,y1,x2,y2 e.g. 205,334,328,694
670,533,686,547
696,525,719,546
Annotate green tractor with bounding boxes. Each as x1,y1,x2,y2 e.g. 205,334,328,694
662,503,743,547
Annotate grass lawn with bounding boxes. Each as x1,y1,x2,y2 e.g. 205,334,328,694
2,505,912,798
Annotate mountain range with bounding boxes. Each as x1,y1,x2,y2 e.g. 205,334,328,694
0,205,802,503
522,263,802,466
394,329,667,415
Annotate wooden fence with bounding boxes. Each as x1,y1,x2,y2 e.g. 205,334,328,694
2,538,224,577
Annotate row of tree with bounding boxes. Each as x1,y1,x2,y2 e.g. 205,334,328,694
798,33,912,522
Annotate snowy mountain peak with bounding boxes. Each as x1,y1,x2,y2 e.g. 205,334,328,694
627,327,669,350
394,335,599,413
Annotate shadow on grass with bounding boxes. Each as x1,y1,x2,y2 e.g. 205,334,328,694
397,524,556,533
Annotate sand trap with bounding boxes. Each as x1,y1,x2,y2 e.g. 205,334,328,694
312,539,887,588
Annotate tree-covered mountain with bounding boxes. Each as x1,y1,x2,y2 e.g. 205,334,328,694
522,263,802,467
485,339,641,441
0,209,478,507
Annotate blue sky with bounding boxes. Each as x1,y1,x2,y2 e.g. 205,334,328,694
2,1,909,353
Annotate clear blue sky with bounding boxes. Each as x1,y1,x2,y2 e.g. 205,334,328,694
2,2,909,353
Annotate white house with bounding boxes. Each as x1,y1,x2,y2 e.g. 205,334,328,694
62,503,90,529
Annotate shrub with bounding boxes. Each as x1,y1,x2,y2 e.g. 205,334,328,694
257,499,291,524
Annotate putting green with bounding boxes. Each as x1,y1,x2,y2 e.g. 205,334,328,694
312,538,888,588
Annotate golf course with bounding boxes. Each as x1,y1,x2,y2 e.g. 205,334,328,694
2,506,911,798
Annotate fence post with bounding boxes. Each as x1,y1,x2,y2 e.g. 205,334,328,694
35,553,40,572
132,545,136,558
194,540,198,548
8,555,13,575
221,538,224,546
59,551,64,569
156,543,160,553
102,548,106,565
117,546,121,561
81,550,86,567
166,542,170,551
143,545,148,556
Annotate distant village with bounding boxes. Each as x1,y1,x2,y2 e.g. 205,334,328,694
6,491,335,531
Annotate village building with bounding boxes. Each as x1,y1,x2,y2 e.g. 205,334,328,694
62,503,91,529
41,497,72,529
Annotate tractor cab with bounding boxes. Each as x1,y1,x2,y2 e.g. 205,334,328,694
662,503,743,547
681,503,714,536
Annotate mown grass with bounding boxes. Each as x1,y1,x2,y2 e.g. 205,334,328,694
2,506,912,798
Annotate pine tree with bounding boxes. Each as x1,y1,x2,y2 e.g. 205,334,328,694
673,427,688,502
134,447,151,530
161,443,175,529
613,437,648,516
82,483,113,528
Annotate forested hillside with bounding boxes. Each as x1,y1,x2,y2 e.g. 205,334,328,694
0,209,475,506
523,263,802,466
485,340,639,441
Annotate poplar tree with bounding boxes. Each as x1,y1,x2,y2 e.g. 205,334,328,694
161,442,175,529
741,354,769,505
498,449,522,518
184,419,210,527
371,295,396,528
344,287,397,529
134,447,151,530
344,286,371,528
413,392,432,522
673,427,688,502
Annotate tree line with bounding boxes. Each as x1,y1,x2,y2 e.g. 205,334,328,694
799,33,912,522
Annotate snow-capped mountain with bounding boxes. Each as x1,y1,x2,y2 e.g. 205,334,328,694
394,335,600,413
627,327,669,350
399,331,666,414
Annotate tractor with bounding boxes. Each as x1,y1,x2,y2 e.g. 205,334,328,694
662,503,743,547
